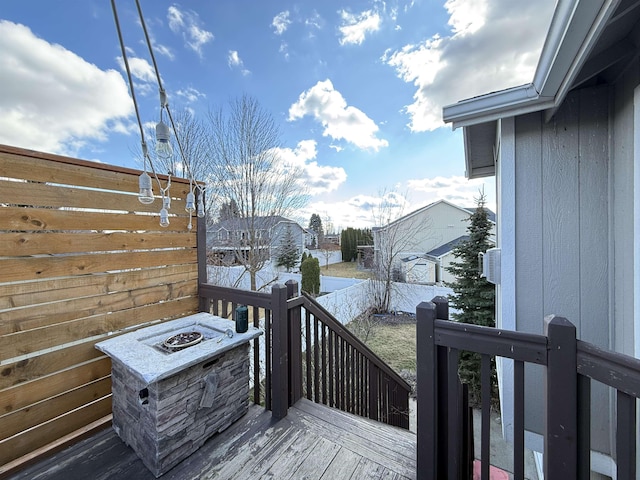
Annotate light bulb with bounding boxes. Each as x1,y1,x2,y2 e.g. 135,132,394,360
197,200,205,218
138,172,154,204
155,121,173,159
159,208,170,227
185,191,196,213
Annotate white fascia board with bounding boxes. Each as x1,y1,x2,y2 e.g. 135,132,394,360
444,0,619,130
443,84,555,130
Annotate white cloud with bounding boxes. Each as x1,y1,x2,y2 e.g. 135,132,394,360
338,9,381,45
383,0,555,131
288,79,388,151
117,53,155,83
227,50,251,76
167,5,214,57
0,20,133,156
305,11,324,31
272,11,291,35
274,140,347,195
407,175,495,211
175,87,205,103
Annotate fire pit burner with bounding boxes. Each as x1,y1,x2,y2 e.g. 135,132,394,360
163,331,203,350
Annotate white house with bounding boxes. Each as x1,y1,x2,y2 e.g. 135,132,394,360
443,1,639,477
373,199,495,284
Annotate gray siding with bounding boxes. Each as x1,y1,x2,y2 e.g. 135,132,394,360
511,85,615,453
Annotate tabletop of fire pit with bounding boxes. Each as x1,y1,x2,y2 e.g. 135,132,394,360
95,312,262,384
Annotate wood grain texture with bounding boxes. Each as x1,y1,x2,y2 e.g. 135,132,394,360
0,232,196,256
1,297,198,359
0,145,203,467
8,399,417,480
0,206,195,232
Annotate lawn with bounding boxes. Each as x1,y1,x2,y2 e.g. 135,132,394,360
318,261,373,280
347,316,416,373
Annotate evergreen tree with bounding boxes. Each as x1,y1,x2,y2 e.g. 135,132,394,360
301,256,320,294
445,193,496,407
276,225,299,272
308,214,324,247
340,227,372,262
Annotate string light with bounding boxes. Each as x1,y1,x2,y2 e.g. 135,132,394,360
112,0,207,228
155,90,173,160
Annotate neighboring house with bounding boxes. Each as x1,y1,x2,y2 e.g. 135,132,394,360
372,199,495,284
443,1,639,477
207,216,305,265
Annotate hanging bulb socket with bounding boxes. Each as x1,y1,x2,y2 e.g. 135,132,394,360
155,121,173,159
185,191,196,213
138,171,154,204
163,195,171,210
159,208,170,227
197,200,205,218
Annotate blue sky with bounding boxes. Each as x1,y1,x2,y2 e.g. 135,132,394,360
0,0,554,230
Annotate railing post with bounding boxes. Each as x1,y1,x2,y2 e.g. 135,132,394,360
416,301,437,480
432,295,449,320
286,280,303,406
544,315,577,479
271,284,289,419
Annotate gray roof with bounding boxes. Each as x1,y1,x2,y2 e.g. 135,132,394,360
426,236,470,258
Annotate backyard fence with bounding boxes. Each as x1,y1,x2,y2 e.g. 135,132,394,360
0,145,203,472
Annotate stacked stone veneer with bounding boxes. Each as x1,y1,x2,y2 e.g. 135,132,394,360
110,343,250,477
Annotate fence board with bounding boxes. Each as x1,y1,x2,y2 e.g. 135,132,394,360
0,264,197,310
0,148,192,194
0,358,111,415
0,376,112,439
0,231,196,256
3,249,196,283
1,297,198,359
0,206,195,232
0,340,103,390
2,279,197,334
0,396,112,466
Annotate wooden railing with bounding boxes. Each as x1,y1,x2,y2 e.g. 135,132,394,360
199,280,411,429
416,297,640,480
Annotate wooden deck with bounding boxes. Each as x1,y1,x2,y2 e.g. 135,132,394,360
8,399,416,479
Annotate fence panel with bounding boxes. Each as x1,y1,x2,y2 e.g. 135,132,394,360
0,145,201,470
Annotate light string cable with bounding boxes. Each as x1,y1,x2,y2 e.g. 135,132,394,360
135,0,203,228
110,0,167,201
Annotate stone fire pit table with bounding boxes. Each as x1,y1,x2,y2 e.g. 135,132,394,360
95,312,262,477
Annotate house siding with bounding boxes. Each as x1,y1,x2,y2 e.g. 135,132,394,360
499,84,620,455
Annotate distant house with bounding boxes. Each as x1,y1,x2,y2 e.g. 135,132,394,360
442,1,640,476
207,216,305,265
372,199,495,284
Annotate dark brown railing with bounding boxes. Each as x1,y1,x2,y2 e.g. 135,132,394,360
199,280,411,429
416,297,640,480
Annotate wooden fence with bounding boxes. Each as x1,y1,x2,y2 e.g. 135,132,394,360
0,145,203,472
416,297,640,480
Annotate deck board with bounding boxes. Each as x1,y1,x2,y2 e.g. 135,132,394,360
8,399,416,480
